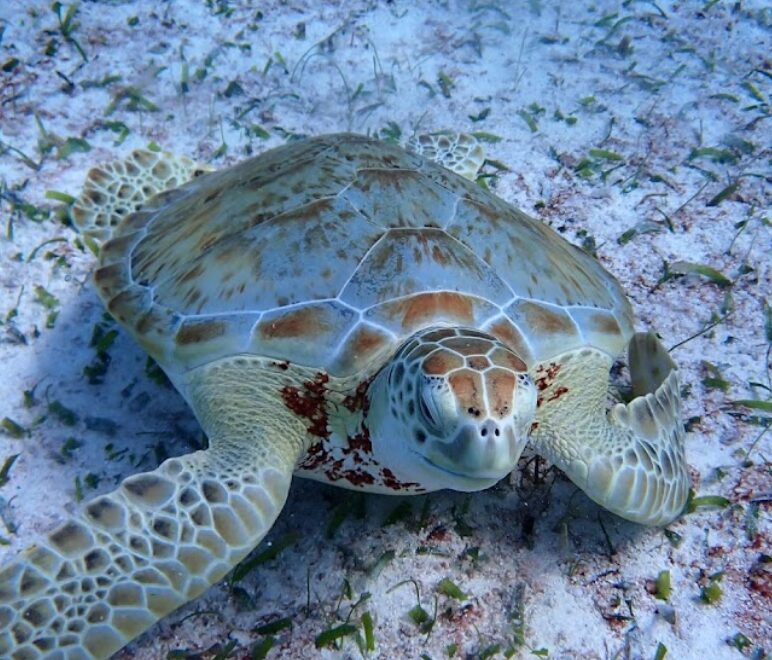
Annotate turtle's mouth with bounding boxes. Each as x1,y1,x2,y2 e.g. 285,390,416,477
415,422,521,486
415,452,507,492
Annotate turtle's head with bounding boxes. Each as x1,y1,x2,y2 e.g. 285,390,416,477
369,327,537,491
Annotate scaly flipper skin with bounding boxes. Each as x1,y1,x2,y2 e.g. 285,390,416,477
530,332,688,526
406,132,485,181
0,358,309,659
71,149,213,243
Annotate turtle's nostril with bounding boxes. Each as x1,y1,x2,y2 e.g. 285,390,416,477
480,419,499,440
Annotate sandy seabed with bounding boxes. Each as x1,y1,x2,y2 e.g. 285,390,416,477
0,1,770,658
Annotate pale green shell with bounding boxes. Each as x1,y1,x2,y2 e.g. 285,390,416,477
95,133,634,378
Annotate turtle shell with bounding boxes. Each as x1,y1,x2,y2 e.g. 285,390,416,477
95,133,634,379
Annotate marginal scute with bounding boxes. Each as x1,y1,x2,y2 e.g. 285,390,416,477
119,208,163,235
489,346,527,372
481,316,534,366
569,306,628,356
253,301,357,369
172,314,257,369
176,319,226,345
365,293,499,338
134,304,182,365
92,263,131,300
505,299,582,358
99,229,146,267
328,322,393,377
107,287,151,325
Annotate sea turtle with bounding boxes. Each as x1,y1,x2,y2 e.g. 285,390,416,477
0,133,689,659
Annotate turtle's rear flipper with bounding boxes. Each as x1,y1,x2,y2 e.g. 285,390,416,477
407,132,485,181
71,149,213,244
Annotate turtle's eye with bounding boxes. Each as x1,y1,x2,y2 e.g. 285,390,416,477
419,394,436,427
418,383,445,436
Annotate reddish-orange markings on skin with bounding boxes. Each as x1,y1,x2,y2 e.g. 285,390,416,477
342,379,372,414
381,468,423,492
347,430,373,454
534,362,562,408
280,372,330,438
547,385,569,402
534,362,561,390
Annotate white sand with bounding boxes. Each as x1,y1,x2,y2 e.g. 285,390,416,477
0,1,769,658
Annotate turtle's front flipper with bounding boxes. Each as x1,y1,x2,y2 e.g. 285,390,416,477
0,358,308,659
531,332,689,526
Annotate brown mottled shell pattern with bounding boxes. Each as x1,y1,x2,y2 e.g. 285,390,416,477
95,133,634,378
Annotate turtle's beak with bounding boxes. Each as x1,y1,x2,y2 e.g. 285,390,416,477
422,419,526,481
